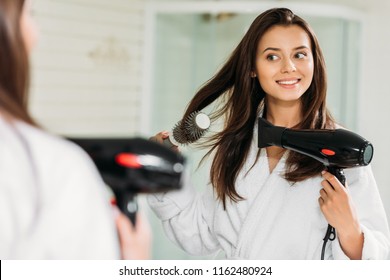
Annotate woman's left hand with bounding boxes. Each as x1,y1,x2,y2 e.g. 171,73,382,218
318,171,363,259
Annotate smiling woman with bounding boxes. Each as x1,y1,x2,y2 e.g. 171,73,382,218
254,25,315,121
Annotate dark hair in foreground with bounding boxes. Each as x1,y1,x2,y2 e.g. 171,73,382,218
0,0,36,125
181,8,335,208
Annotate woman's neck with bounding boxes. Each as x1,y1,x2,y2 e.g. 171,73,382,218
265,100,302,128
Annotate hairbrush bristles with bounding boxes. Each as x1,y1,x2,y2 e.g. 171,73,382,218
173,111,211,145
171,120,187,144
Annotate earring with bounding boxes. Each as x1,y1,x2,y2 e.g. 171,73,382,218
250,72,257,78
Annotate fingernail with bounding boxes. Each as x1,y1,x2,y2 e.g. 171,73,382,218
321,170,326,175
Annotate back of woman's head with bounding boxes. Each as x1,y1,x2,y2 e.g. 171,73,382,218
0,0,35,125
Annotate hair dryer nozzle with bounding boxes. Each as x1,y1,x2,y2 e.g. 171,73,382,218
258,118,286,148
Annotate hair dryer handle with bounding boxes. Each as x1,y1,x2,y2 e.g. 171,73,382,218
116,192,138,227
321,166,346,259
327,166,346,186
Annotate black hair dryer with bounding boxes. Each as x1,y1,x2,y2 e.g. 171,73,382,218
68,137,185,226
258,117,374,259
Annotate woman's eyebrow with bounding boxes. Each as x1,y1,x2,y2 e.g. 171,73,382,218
262,45,310,53
262,47,280,53
294,45,310,51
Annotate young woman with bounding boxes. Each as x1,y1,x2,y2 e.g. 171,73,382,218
0,0,150,259
148,8,390,259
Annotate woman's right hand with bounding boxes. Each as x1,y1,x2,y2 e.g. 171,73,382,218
149,131,179,152
115,209,152,260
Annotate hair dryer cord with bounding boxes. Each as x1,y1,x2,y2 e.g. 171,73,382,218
321,224,336,259
320,167,345,260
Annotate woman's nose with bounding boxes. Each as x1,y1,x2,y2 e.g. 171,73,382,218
281,59,296,73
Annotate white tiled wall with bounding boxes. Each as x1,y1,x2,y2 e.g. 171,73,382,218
30,0,145,137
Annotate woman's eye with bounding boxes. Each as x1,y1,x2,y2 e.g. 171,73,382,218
266,54,278,61
295,52,307,59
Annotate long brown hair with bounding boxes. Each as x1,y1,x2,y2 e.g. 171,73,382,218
181,8,335,208
0,0,36,125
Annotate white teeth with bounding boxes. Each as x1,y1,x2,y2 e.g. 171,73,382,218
278,80,298,85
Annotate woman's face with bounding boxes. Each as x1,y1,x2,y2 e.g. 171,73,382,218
20,0,38,54
254,25,314,105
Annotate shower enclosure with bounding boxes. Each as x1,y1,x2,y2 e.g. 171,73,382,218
142,1,363,259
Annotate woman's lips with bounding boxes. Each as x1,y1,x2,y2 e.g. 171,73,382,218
276,79,301,88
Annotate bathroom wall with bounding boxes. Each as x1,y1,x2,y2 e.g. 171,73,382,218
30,0,144,137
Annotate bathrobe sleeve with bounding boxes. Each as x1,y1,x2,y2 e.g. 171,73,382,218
147,169,220,256
331,165,390,260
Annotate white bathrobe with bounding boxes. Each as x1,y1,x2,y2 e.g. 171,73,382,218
148,124,390,259
0,117,120,259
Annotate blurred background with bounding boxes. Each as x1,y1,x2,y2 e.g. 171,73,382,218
30,0,390,259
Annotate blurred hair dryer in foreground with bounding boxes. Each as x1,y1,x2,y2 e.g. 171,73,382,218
258,117,373,168
68,137,185,226
258,117,374,259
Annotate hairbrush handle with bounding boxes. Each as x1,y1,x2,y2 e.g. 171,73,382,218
163,112,211,148
163,134,180,148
